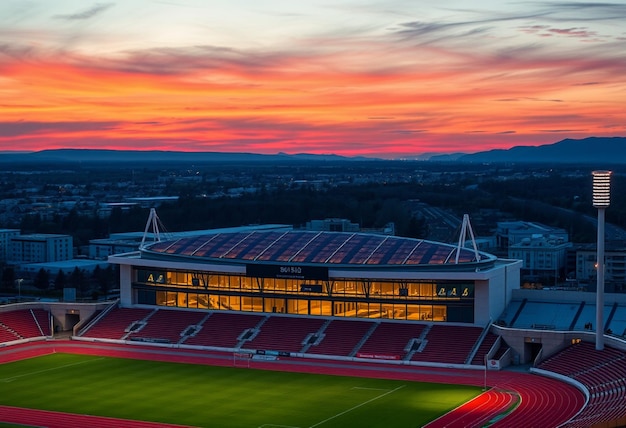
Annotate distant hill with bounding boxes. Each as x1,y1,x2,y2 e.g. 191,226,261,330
0,149,375,164
2,137,624,165
425,152,467,162
456,137,626,165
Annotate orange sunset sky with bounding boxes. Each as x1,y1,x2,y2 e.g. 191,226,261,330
1,1,625,159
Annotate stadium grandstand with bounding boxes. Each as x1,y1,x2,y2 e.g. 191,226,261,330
2,222,626,426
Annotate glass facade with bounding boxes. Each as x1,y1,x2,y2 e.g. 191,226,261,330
133,267,475,323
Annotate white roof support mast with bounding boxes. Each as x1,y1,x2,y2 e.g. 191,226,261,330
140,208,163,249
456,214,481,263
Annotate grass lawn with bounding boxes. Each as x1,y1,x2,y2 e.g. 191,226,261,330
0,353,480,427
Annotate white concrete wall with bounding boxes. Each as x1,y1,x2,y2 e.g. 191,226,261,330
120,264,133,307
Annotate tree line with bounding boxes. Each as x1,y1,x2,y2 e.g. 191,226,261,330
17,170,626,245
2,264,118,300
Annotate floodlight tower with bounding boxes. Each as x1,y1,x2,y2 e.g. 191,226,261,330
592,170,611,351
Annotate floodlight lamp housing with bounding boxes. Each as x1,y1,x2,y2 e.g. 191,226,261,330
592,170,611,208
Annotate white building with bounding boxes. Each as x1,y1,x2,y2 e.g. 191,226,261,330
305,218,395,236
496,221,568,249
19,259,110,276
89,236,147,260
305,218,360,232
0,229,20,262
10,234,73,264
576,245,626,293
509,235,572,282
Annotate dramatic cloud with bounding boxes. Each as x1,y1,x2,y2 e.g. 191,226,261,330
0,1,624,158
0,121,120,137
54,3,114,21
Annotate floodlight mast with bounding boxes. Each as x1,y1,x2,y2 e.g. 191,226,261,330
592,170,611,351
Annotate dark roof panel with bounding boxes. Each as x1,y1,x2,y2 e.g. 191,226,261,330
257,232,320,262
222,231,283,260
365,236,405,265
293,233,346,263
344,234,386,264
194,233,249,258
143,230,492,267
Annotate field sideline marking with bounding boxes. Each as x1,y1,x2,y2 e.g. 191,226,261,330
1,357,104,382
308,385,405,428
351,386,391,391
258,424,301,428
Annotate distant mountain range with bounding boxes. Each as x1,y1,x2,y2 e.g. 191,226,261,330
429,137,626,164
0,136,624,165
0,149,371,164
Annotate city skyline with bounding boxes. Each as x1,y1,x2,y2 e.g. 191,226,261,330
1,1,625,159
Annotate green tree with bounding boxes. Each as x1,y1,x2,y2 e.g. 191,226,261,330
54,270,66,290
69,267,87,296
34,268,50,290
1,266,15,290
105,265,120,291
404,215,428,239
92,265,110,296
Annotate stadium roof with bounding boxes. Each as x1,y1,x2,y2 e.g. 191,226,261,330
142,230,496,268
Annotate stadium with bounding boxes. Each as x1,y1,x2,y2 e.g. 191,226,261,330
1,223,626,427
111,226,519,325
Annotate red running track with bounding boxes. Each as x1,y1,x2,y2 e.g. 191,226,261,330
0,341,586,428
488,373,584,428
0,405,193,428
424,388,517,428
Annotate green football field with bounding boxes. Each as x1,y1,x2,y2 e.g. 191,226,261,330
0,353,480,427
